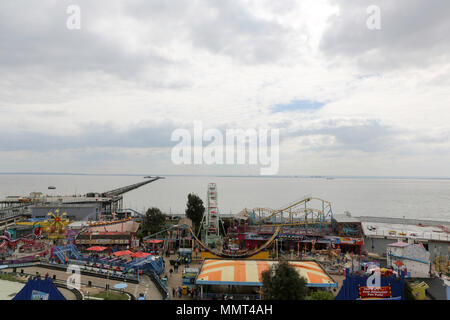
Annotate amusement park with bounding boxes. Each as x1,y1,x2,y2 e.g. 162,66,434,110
0,179,448,301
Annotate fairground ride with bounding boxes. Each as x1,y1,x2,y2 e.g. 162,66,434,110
43,209,71,239
16,209,71,240
0,232,35,250
197,183,226,247
242,197,333,227
145,189,335,259
206,197,335,258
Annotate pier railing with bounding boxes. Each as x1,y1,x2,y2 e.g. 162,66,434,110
145,270,170,300
369,229,449,242
1,269,135,300
0,208,31,221
201,292,260,300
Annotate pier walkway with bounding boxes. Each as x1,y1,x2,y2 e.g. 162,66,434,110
103,176,164,197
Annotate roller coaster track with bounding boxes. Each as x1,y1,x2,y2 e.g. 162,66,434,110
0,235,35,249
145,219,322,260
145,223,281,259
260,221,332,227
250,197,333,224
188,225,281,259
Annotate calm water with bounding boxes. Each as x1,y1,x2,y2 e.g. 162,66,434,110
0,175,449,221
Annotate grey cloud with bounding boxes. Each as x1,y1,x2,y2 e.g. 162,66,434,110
320,0,450,71
0,120,181,151
0,0,289,85
0,1,175,80
187,1,288,64
31,110,69,117
411,130,450,144
124,0,289,64
286,119,400,152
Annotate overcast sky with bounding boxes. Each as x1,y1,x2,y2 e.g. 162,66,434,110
0,0,449,176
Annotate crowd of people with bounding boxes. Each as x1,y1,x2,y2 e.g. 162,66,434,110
172,286,197,299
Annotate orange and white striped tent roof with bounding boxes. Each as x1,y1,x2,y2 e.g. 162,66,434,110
196,259,337,288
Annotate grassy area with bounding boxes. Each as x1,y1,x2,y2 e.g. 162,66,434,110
0,273,25,283
89,290,129,300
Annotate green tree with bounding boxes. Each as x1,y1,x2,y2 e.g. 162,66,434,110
307,291,335,300
140,207,167,237
404,282,416,300
185,193,205,233
261,261,307,300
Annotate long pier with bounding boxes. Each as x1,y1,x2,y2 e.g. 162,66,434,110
102,176,164,197
0,177,164,221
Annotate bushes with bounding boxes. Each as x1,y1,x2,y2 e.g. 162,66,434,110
91,290,129,300
261,261,307,300
307,291,335,300
404,282,416,300
0,272,23,283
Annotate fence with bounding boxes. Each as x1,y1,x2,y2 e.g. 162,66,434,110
1,269,135,300
145,270,169,300
41,261,140,283
0,252,48,266
201,292,260,300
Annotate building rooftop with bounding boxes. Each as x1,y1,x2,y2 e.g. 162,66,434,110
332,214,361,223
68,221,89,228
359,216,450,228
388,241,411,247
362,221,449,242
196,259,337,288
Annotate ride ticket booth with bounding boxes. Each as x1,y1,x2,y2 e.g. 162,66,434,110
182,268,200,288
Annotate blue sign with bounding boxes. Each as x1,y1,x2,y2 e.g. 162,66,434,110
31,290,49,300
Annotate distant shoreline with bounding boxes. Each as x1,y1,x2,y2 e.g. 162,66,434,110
0,172,449,180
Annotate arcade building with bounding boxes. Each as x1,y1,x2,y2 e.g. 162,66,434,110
230,213,364,255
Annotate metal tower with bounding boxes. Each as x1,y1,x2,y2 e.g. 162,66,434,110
200,183,221,246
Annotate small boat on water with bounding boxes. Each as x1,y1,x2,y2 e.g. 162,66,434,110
48,186,56,190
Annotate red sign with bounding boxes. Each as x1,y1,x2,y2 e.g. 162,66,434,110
340,237,364,245
359,285,392,299
34,227,42,236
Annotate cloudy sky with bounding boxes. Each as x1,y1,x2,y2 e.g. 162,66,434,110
0,0,449,176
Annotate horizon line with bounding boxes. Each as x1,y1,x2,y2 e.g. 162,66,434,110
0,172,449,180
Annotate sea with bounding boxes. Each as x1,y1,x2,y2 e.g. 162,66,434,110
0,174,449,221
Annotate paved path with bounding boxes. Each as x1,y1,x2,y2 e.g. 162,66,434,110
6,265,163,300
57,287,78,300
162,254,201,300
